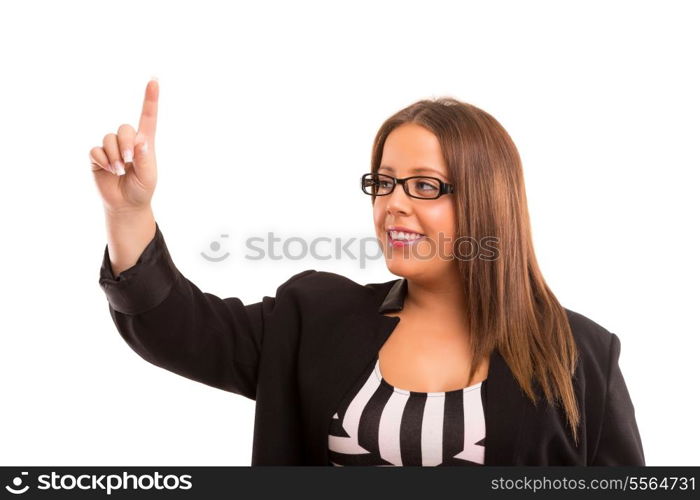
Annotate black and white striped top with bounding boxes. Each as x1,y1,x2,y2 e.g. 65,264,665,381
328,355,487,466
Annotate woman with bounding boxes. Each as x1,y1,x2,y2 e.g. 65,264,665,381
91,79,645,466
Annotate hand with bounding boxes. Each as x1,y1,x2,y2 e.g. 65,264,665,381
90,79,160,214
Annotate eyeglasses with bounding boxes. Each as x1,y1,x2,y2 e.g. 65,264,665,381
361,172,454,200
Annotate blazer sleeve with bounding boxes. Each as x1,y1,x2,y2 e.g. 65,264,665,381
591,332,646,465
98,221,315,401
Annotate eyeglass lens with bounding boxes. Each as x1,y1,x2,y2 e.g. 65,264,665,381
362,174,442,199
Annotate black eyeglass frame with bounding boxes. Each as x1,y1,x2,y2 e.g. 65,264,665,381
361,172,455,200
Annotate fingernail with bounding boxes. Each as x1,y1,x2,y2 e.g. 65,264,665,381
114,160,126,176
139,141,148,155
123,149,133,163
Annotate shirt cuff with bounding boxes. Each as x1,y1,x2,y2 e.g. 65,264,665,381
98,222,179,315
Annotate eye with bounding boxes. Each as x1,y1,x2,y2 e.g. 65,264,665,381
416,181,438,192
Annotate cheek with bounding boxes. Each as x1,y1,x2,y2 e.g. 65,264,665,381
372,201,385,232
420,204,457,257
421,203,455,236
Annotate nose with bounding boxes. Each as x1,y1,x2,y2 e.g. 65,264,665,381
385,182,413,216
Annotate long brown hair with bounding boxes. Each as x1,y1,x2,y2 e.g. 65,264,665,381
370,97,581,445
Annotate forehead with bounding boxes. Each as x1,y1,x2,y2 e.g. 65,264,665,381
379,123,448,178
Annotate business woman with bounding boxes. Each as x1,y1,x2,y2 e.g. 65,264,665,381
91,79,645,466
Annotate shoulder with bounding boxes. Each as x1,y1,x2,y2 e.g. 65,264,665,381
564,308,614,355
273,269,395,310
276,269,375,293
563,307,622,385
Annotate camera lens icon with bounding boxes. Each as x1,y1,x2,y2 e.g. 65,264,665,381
5,471,29,494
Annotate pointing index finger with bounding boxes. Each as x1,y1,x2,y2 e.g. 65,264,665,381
137,78,159,140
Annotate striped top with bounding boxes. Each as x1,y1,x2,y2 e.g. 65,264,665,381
328,356,487,466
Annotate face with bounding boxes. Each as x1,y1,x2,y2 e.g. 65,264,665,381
373,122,458,281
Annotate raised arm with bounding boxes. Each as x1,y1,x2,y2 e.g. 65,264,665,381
91,79,316,399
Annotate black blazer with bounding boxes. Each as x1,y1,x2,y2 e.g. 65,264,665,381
98,222,645,466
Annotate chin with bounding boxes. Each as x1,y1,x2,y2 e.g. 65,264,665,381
385,259,423,279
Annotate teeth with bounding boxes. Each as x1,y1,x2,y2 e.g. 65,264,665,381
389,230,423,241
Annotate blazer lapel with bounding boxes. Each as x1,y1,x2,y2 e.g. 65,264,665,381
305,279,400,465
311,277,526,466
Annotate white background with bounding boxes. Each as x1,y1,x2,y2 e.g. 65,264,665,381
0,0,698,466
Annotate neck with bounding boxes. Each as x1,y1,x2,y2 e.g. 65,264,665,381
404,269,468,321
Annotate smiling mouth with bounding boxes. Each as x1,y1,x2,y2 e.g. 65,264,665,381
387,230,427,246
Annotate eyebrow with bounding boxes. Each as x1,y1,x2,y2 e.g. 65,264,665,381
378,165,449,179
